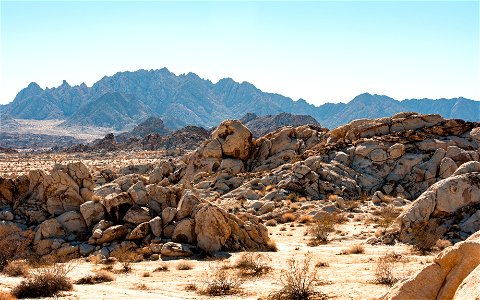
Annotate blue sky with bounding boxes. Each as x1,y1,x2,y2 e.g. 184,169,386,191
1,1,478,105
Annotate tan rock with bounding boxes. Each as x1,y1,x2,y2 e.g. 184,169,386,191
160,242,192,257
101,192,133,222
172,218,196,244
126,222,150,240
194,204,231,253
211,119,253,160
80,201,106,228
56,211,87,234
176,190,200,221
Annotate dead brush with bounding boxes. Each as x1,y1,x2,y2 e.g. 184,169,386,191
176,260,194,270
411,220,444,255
307,215,336,245
2,260,30,277
0,223,29,271
374,251,408,286
281,213,297,223
154,262,169,272
268,253,325,300
372,206,401,228
12,263,74,298
235,252,271,277
114,249,136,273
75,270,115,284
340,244,365,255
200,263,244,296
0,291,16,300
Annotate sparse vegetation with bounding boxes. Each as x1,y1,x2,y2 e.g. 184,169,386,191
341,244,365,255
2,260,30,277
0,224,28,271
265,219,278,227
411,220,443,255
268,253,324,300
76,270,115,284
374,251,407,286
200,264,243,296
176,260,194,270
307,215,336,244
154,263,169,272
372,206,401,228
297,215,313,224
0,291,16,300
315,261,329,268
12,264,73,298
266,239,279,252
287,193,298,202
282,213,297,223
185,283,197,291
235,252,271,276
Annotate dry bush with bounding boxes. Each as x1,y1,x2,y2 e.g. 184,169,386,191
281,213,297,223
265,219,278,227
235,252,271,276
341,244,365,255
374,251,407,286
142,271,151,277
12,264,73,298
0,223,28,271
3,260,30,277
133,283,149,290
307,215,336,244
0,291,16,300
114,249,136,273
287,193,298,202
297,215,313,224
75,270,115,284
435,239,452,251
315,261,329,268
268,253,324,300
176,260,194,270
266,240,279,252
344,200,362,211
411,220,443,255
154,262,169,272
185,283,197,291
200,264,243,296
373,206,401,228
87,254,103,265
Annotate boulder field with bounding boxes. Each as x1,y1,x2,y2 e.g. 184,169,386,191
1,113,480,265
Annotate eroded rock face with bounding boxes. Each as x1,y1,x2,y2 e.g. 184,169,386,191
381,231,480,300
195,203,232,253
396,165,480,243
211,120,253,161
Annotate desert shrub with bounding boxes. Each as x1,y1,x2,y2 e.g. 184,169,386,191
201,265,243,296
176,260,194,270
411,220,443,255
297,215,313,224
0,223,28,271
315,261,329,268
235,252,271,276
345,200,361,212
268,253,323,300
281,213,297,223
266,239,279,252
75,270,115,284
115,249,136,273
3,260,29,277
185,283,197,291
0,291,16,300
287,193,298,202
133,283,148,290
373,206,401,228
142,271,151,277
307,215,336,244
12,264,73,298
374,251,407,286
265,219,278,227
154,262,169,272
341,244,365,255
435,239,452,251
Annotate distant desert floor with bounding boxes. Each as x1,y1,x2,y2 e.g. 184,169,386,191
14,119,123,141
0,219,434,300
0,151,165,178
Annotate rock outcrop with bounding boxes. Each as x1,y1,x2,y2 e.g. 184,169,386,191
381,231,480,300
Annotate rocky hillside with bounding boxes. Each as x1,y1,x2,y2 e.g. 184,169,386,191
0,112,479,271
2,68,479,130
240,112,321,137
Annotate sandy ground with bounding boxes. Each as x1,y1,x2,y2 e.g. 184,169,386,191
0,151,168,178
14,119,123,141
0,220,434,299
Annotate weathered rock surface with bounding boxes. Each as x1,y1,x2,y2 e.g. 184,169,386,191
381,231,480,300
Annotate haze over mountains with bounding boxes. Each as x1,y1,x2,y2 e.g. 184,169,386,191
1,68,479,130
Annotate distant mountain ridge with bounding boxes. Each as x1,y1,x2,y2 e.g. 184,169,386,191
2,68,479,130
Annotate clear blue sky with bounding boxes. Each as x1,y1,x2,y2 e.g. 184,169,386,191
1,1,478,105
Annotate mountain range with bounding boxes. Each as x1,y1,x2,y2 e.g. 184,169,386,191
1,68,479,130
